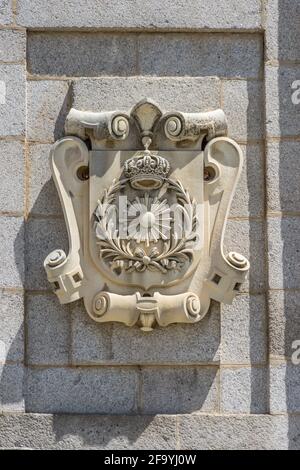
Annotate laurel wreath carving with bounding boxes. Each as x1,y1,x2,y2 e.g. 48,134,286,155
94,178,198,274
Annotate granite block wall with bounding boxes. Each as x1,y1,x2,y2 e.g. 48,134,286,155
0,0,299,449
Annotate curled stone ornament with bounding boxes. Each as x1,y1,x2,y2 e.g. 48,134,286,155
93,293,109,317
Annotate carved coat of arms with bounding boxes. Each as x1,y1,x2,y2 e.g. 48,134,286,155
44,99,249,331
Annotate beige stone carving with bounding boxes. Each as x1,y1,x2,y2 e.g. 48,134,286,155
44,99,249,331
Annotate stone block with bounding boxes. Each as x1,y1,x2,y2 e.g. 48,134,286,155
289,416,300,450
72,77,220,113
178,415,289,450
269,290,300,359
26,294,70,365
266,0,300,62
0,413,177,449
0,0,12,25
16,0,262,30
0,290,23,362
265,65,300,138
71,299,220,365
268,216,300,290
224,219,265,293
267,141,300,213
0,140,24,212
222,79,263,141
0,413,299,450
27,80,71,142
139,33,262,79
0,216,24,288
0,64,25,136
0,30,26,62
141,366,219,414
221,294,267,364
220,366,268,413
270,362,300,413
230,143,264,218
25,218,68,290
28,144,62,216
0,364,24,411
27,32,137,76
25,367,139,414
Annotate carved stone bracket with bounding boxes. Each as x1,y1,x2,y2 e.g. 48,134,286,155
65,98,227,150
44,98,249,331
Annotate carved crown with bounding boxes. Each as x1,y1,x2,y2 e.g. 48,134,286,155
124,151,170,189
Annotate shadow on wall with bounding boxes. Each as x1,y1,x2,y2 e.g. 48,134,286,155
246,81,268,414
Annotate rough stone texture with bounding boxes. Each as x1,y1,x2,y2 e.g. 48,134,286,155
0,30,26,62
25,367,139,414
224,219,265,293
220,366,268,414
27,80,71,142
265,65,300,138
221,294,267,364
0,141,24,213
139,33,262,79
16,0,262,30
26,294,70,365
178,415,291,450
230,144,264,218
268,216,300,290
28,144,62,216
25,218,68,290
141,367,219,414
28,32,137,77
269,290,300,359
267,141,300,213
0,217,24,288
0,290,24,363
0,65,25,137
270,362,300,413
0,0,12,25
0,364,25,412
72,77,220,113
222,79,263,141
266,0,300,62
71,299,220,365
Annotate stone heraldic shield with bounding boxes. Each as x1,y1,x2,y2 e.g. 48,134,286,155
44,99,249,331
